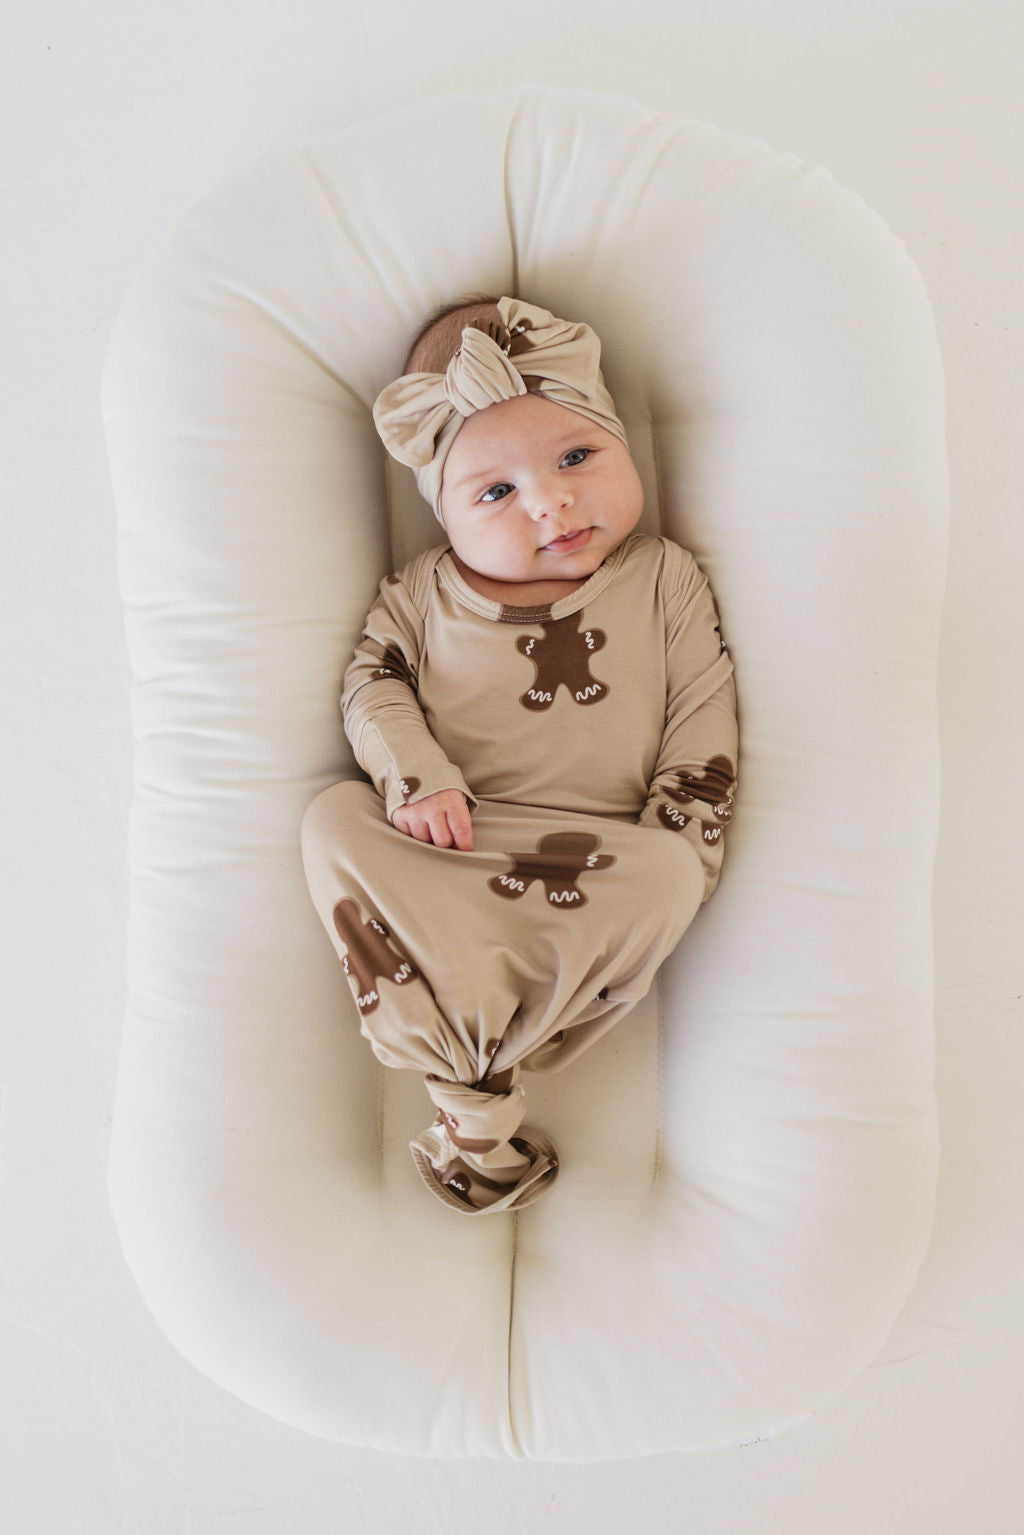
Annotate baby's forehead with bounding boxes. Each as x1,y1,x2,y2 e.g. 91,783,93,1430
448,394,599,465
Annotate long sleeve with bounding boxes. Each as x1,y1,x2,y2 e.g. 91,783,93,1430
639,542,739,901
341,572,477,822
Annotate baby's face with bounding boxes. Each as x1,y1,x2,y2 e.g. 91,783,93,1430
439,393,643,588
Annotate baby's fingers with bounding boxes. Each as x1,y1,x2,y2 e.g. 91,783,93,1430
391,805,429,842
392,791,473,850
447,801,474,852
427,801,473,852
423,806,454,848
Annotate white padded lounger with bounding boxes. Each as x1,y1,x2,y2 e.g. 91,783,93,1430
103,89,947,1460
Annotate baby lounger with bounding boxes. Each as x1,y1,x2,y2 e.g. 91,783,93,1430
103,88,947,1459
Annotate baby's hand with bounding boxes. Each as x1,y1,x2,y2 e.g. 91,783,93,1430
392,790,474,851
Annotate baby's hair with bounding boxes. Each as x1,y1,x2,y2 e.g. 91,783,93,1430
404,294,504,375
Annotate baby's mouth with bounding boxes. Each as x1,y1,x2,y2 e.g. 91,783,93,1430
543,527,593,553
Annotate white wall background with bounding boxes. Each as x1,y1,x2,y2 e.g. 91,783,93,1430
2,1,1021,1529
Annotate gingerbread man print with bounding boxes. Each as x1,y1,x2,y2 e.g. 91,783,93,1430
368,642,417,690
489,831,615,908
433,1110,500,1155
515,611,609,711
656,755,736,844
332,897,419,1015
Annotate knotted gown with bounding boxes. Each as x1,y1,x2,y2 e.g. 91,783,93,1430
301,532,738,1213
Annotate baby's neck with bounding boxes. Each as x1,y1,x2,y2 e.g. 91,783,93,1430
449,553,587,608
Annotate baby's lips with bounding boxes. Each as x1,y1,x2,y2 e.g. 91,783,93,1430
543,526,593,551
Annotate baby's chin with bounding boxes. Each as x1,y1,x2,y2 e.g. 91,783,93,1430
538,526,629,570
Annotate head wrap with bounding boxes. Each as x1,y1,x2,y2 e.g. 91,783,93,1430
372,296,627,522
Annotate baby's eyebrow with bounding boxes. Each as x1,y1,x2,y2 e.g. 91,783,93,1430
447,466,509,489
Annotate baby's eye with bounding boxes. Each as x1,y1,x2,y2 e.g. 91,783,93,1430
560,447,591,468
480,482,513,503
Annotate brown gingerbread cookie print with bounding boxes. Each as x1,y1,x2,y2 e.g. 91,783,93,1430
432,1110,500,1155
657,755,736,845
515,610,609,710
489,831,615,908
368,642,417,690
332,897,419,1015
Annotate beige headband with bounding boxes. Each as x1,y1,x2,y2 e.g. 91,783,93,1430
372,296,627,522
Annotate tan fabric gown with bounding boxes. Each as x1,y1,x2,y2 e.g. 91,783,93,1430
302,535,738,1213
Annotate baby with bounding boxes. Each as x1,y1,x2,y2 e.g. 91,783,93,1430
301,296,738,1214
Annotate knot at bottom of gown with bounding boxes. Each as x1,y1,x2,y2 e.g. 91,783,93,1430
408,1068,559,1214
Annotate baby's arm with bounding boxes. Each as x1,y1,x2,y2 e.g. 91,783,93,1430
342,573,476,848
640,543,739,901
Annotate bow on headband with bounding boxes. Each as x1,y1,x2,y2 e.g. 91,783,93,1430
372,296,627,522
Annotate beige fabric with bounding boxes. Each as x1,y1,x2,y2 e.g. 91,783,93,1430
372,296,628,521
410,1072,559,1214
301,536,737,1212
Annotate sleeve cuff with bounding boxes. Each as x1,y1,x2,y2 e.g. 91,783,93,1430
384,766,478,821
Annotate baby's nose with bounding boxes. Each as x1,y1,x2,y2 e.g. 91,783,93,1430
524,475,573,519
